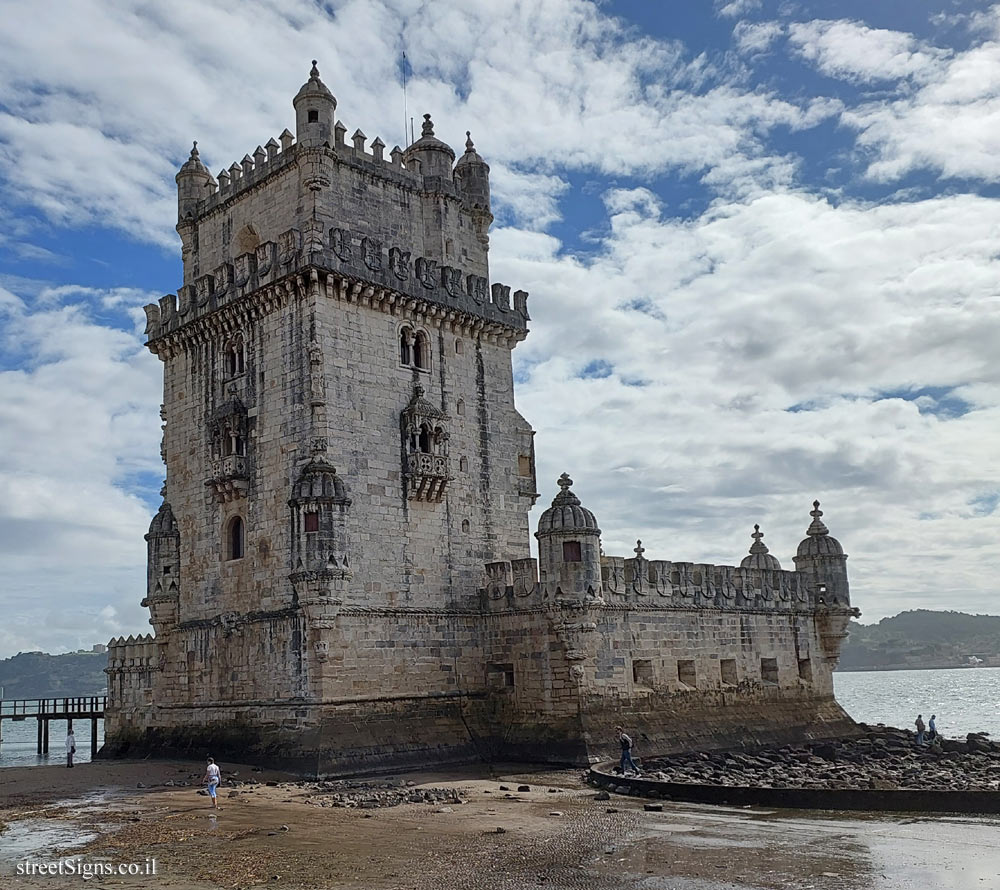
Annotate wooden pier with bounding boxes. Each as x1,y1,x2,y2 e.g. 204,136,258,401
0,697,106,757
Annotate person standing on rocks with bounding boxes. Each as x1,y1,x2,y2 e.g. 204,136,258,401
616,726,640,776
203,757,221,808
915,714,926,745
928,715,937,741
65,728,76,768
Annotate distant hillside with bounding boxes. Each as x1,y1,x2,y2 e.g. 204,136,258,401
838,609,1000,671
0,650,108,699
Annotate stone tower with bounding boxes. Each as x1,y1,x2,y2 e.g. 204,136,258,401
106,63,860,773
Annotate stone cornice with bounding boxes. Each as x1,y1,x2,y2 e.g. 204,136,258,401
148,265,527,360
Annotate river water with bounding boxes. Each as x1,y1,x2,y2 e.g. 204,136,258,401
0,717,104,768
0,667,996,767
833,666,1000,738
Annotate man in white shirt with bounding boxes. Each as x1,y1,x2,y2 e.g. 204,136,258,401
203,757,221,808
65,729,76,768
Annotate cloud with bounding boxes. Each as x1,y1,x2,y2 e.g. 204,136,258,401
715,0,762,20
734,21,785,56
0,282,162,653
788,19,950,84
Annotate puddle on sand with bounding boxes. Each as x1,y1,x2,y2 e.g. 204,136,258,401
0,818,98,862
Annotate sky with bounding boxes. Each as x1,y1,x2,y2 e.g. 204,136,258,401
1,0,999,657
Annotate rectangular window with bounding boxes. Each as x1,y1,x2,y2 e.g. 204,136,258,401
518,454,533,477
677,659,696,688
798,658,812,683
562,541,582,562
304,512,319,533
487,663,515,689
720,658,738,686
761,658,779,685
632,659,654,687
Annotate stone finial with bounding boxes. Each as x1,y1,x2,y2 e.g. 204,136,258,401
557,472,573,491
465,131,474,152
749,524,768,553
352,129,366,151
634,540,645,558
421,113,434,137
265,137,279,160
807,500,829,536
190,140,199,159
279,128,294,152
310,59,320,80
742,522,782,570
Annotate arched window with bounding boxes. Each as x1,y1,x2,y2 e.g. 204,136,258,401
226,339,245,377
456,399,465,416
399,327,412,366
461,519,470,533
459,456,468,472
418,424,431,454
455,339,464,355
308,109,319,123
228,517,245,560
413,331,429,369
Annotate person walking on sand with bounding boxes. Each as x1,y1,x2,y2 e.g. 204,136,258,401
915,714,926,745
203,757,221,808
616,726,640,776
65,728,76,768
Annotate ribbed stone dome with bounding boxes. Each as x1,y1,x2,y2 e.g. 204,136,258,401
740,524,781,570
294,60,335,104
177,142,209,178
537,474,600,535
796,501,844,557
291,455,349,503
455,132,487,169
147,501,178,537
405,114,456,161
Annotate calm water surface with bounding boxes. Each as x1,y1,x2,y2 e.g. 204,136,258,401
0,717,104,768
834,667,1000,738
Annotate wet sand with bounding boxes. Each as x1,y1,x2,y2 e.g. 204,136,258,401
3,760,1000,889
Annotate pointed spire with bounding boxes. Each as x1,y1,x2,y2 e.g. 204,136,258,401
310,59,320,80
465,131,475,151
806,500,829,536
265,137,280,160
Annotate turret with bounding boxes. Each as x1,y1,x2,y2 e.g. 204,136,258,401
454,131,493,245
141,501,180,636
175,142,214,223
740,524,781,571
535,473,603,602
403,114,455,180
293,60,337,148
793,500,849,606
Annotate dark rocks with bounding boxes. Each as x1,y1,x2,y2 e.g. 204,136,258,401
643,803,663,812
593,790,611,801
517,785,531,792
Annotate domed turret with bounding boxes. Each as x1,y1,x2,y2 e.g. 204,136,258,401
741,524,781,571
535,474,603,601
293,60,337,148
403,114,455,180
795,500,844,558
175,141,214,222
143,501,180,636
793,500,849,606
454,131,491,210
290,453,350,504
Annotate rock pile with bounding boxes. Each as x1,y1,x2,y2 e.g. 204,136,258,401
631,726,1000,792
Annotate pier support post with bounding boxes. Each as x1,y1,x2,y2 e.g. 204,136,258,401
42,719,49,754
36,717,43,754
91,717,98,757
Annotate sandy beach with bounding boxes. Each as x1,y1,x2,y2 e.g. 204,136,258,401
3,760,1000,889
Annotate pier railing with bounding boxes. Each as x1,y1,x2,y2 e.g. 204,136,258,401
0,696,106,756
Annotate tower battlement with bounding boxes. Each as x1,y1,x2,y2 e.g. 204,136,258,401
156,62,515,346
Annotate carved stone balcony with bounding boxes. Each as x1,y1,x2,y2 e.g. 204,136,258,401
404,451,451,502
206,454,249,502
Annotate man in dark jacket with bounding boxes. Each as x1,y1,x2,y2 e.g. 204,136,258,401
616,726,640,775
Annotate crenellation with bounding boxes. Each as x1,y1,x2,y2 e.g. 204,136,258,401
108,62,861,775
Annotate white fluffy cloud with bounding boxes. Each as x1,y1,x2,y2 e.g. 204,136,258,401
1,1,1000,655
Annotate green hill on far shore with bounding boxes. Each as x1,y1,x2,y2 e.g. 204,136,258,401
0,650,108,699
839,609,1000,671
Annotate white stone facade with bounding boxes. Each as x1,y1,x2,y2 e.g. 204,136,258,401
105,64,859,774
